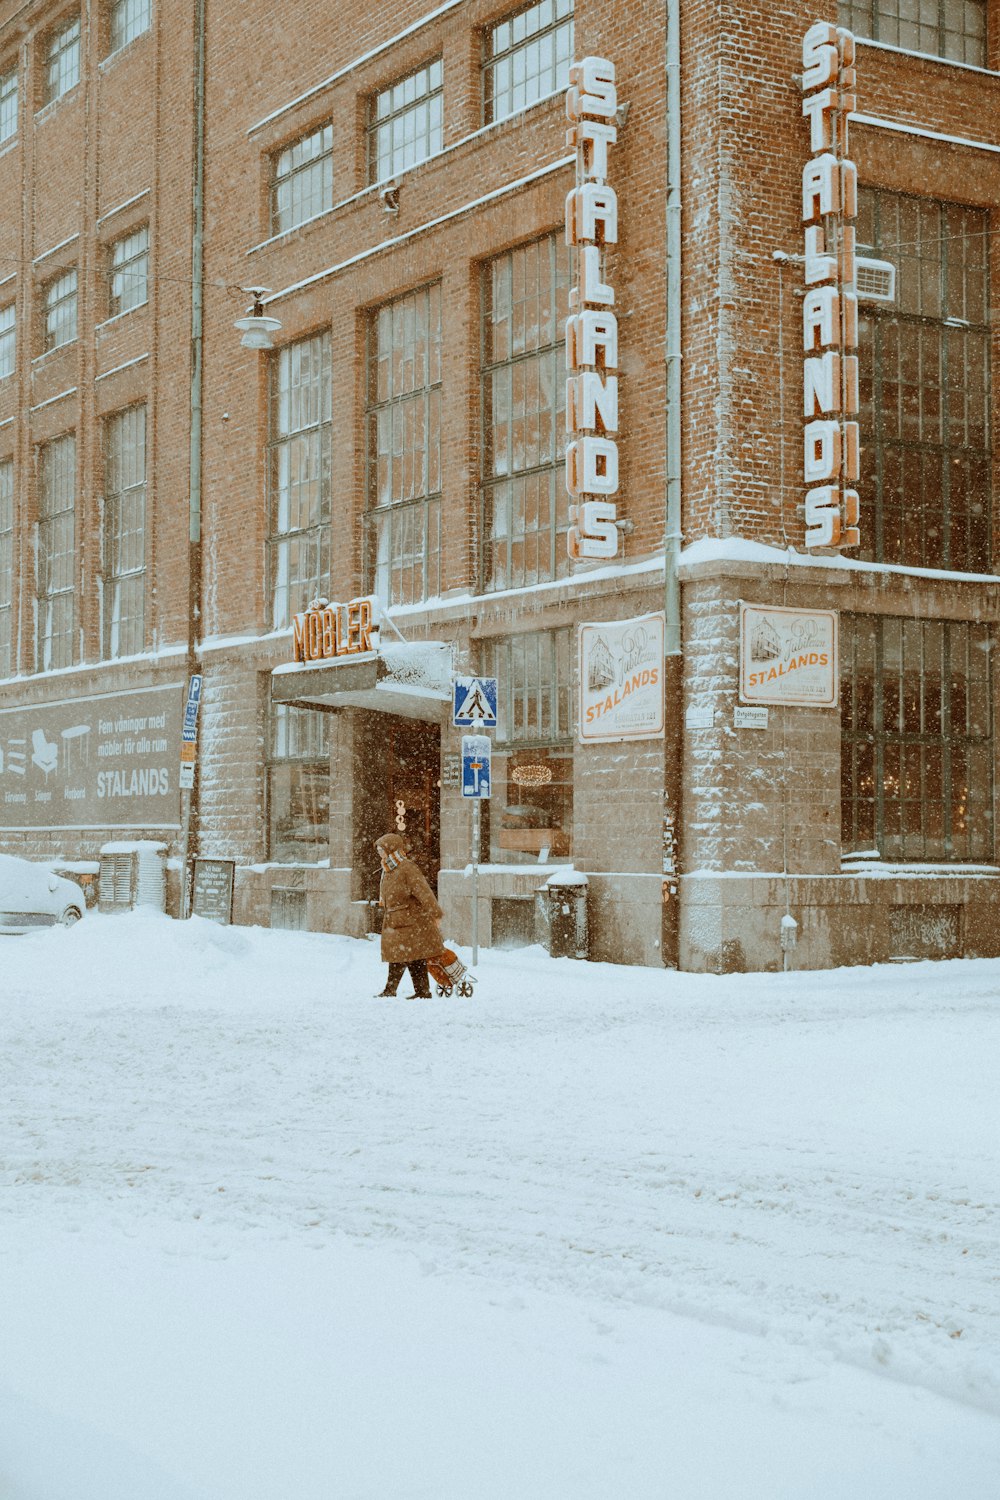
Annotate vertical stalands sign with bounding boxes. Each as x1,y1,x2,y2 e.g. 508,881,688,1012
565,56,620,562
800,23,860,551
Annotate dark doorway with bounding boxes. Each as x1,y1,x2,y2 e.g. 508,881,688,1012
355,714,441,901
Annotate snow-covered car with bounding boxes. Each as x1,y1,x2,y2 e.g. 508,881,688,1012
0,853,86,934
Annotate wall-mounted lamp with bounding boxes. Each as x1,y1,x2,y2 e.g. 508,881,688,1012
234,286,282,350
379,182,400,214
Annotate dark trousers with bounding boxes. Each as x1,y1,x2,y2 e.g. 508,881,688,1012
384,960,431,997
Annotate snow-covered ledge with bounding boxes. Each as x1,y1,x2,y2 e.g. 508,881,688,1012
678,537,1000,590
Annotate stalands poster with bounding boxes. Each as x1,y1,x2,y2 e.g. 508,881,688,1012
739,602,838,707
579,613,665,742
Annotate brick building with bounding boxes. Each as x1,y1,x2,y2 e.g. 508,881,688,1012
0,0,997,970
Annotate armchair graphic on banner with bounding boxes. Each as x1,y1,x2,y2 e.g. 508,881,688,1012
579,613,665,742
739,602,839,707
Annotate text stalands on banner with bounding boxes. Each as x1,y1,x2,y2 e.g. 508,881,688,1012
739,602,839,707
579,614,665,742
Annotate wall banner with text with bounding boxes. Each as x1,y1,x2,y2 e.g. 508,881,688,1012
579,613,665,743
739,603,838,707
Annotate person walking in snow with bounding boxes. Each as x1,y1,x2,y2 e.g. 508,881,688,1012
372,832,444,998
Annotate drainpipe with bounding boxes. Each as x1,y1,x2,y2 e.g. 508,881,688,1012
661,0,683,966
180,0,206,917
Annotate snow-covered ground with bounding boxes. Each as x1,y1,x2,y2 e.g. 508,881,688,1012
2,911,999,1498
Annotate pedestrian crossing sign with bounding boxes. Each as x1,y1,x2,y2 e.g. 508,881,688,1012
452,676,498,729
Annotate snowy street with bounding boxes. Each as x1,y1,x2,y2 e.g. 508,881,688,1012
2,912,999,1498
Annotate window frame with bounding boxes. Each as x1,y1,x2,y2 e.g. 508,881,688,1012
107,0,152,57
482,0,574,126
856,188,992,574
108,224,149,318
102,404,146,659
0,303,14,379
0,62,18,143
366,57,444,185
36,433,76,672
41,14,81,108
266,331,333,630
266,701,331,865
837,0,987,69
269,122,334,237
841,613,994,863
42,267,78,352
363,281,443,607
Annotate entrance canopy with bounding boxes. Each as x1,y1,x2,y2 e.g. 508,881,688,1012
271,641,452,723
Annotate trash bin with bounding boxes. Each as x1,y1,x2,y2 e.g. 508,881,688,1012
535,870,588,959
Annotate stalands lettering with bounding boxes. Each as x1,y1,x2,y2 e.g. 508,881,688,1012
565,55,621,562
800,22,860,551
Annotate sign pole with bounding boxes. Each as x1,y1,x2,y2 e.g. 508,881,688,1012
471,797,480,967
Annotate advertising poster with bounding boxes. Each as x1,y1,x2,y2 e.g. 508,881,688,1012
579,613,665,743
0,683,185,831
739,603,839,707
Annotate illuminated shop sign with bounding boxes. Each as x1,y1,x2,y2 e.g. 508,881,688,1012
800,22,860,552
291,596,378,664
565,55,621,562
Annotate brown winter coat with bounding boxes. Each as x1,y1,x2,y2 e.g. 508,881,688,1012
378,856,444,963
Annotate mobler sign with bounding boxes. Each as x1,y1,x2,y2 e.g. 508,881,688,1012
0,683,184,831
291,596,378,664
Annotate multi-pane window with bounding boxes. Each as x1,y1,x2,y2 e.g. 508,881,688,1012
0,459,12,678
270,124,333,236
42,16,80,107
842,615,993,862
484,0,574,124
36,434,76,671
108,0,151,54
838,0,986,68
108,225,148,317
267,702,330,863
368,59,443,184
365,283,442,606
0,64,17,143
103,405,146,658
856,189,991,573
481,233,570,592
43,268,77,351
267,332,332,629
0,304,14,378
482,628,574,862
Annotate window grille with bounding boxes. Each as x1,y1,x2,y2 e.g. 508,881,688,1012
0,65,17,143
364,282,442,606
838,0,986,68
484,0,574,124
36,434,75,671
103,405,146,658
855,189,991,573
270,124,333,236
267,703,330,864
109,225,148,317
43,268,77,351
267,332,332,628
368,59,443,184
0,459,12,678
109,0,151,54
43,16,80,106
481,233,571,592
0,304,13,379
841,614,993,863
99,852,133,907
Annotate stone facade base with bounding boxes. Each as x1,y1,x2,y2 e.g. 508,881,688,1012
680,871,1000,973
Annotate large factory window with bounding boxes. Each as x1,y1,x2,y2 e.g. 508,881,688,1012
103,405,146,659
0,459,12,678
481,233,570,592
483,0,574,124
267,331,332,628
0,64,17,144
856,190,991,572
108,0,151,56
364,282,442,606
41,15,80,107
841,615,993,863
839,0,986,68
483,628,574,863
367,59,443,184
36,434,76,672
267,703,330,864
270,123,333,237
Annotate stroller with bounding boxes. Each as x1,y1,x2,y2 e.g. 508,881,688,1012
427,948,476,998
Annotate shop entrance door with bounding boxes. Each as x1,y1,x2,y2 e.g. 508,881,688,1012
385,720,441,892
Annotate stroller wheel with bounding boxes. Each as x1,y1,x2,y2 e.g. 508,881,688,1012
457,980,474,997
435,984,448,997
